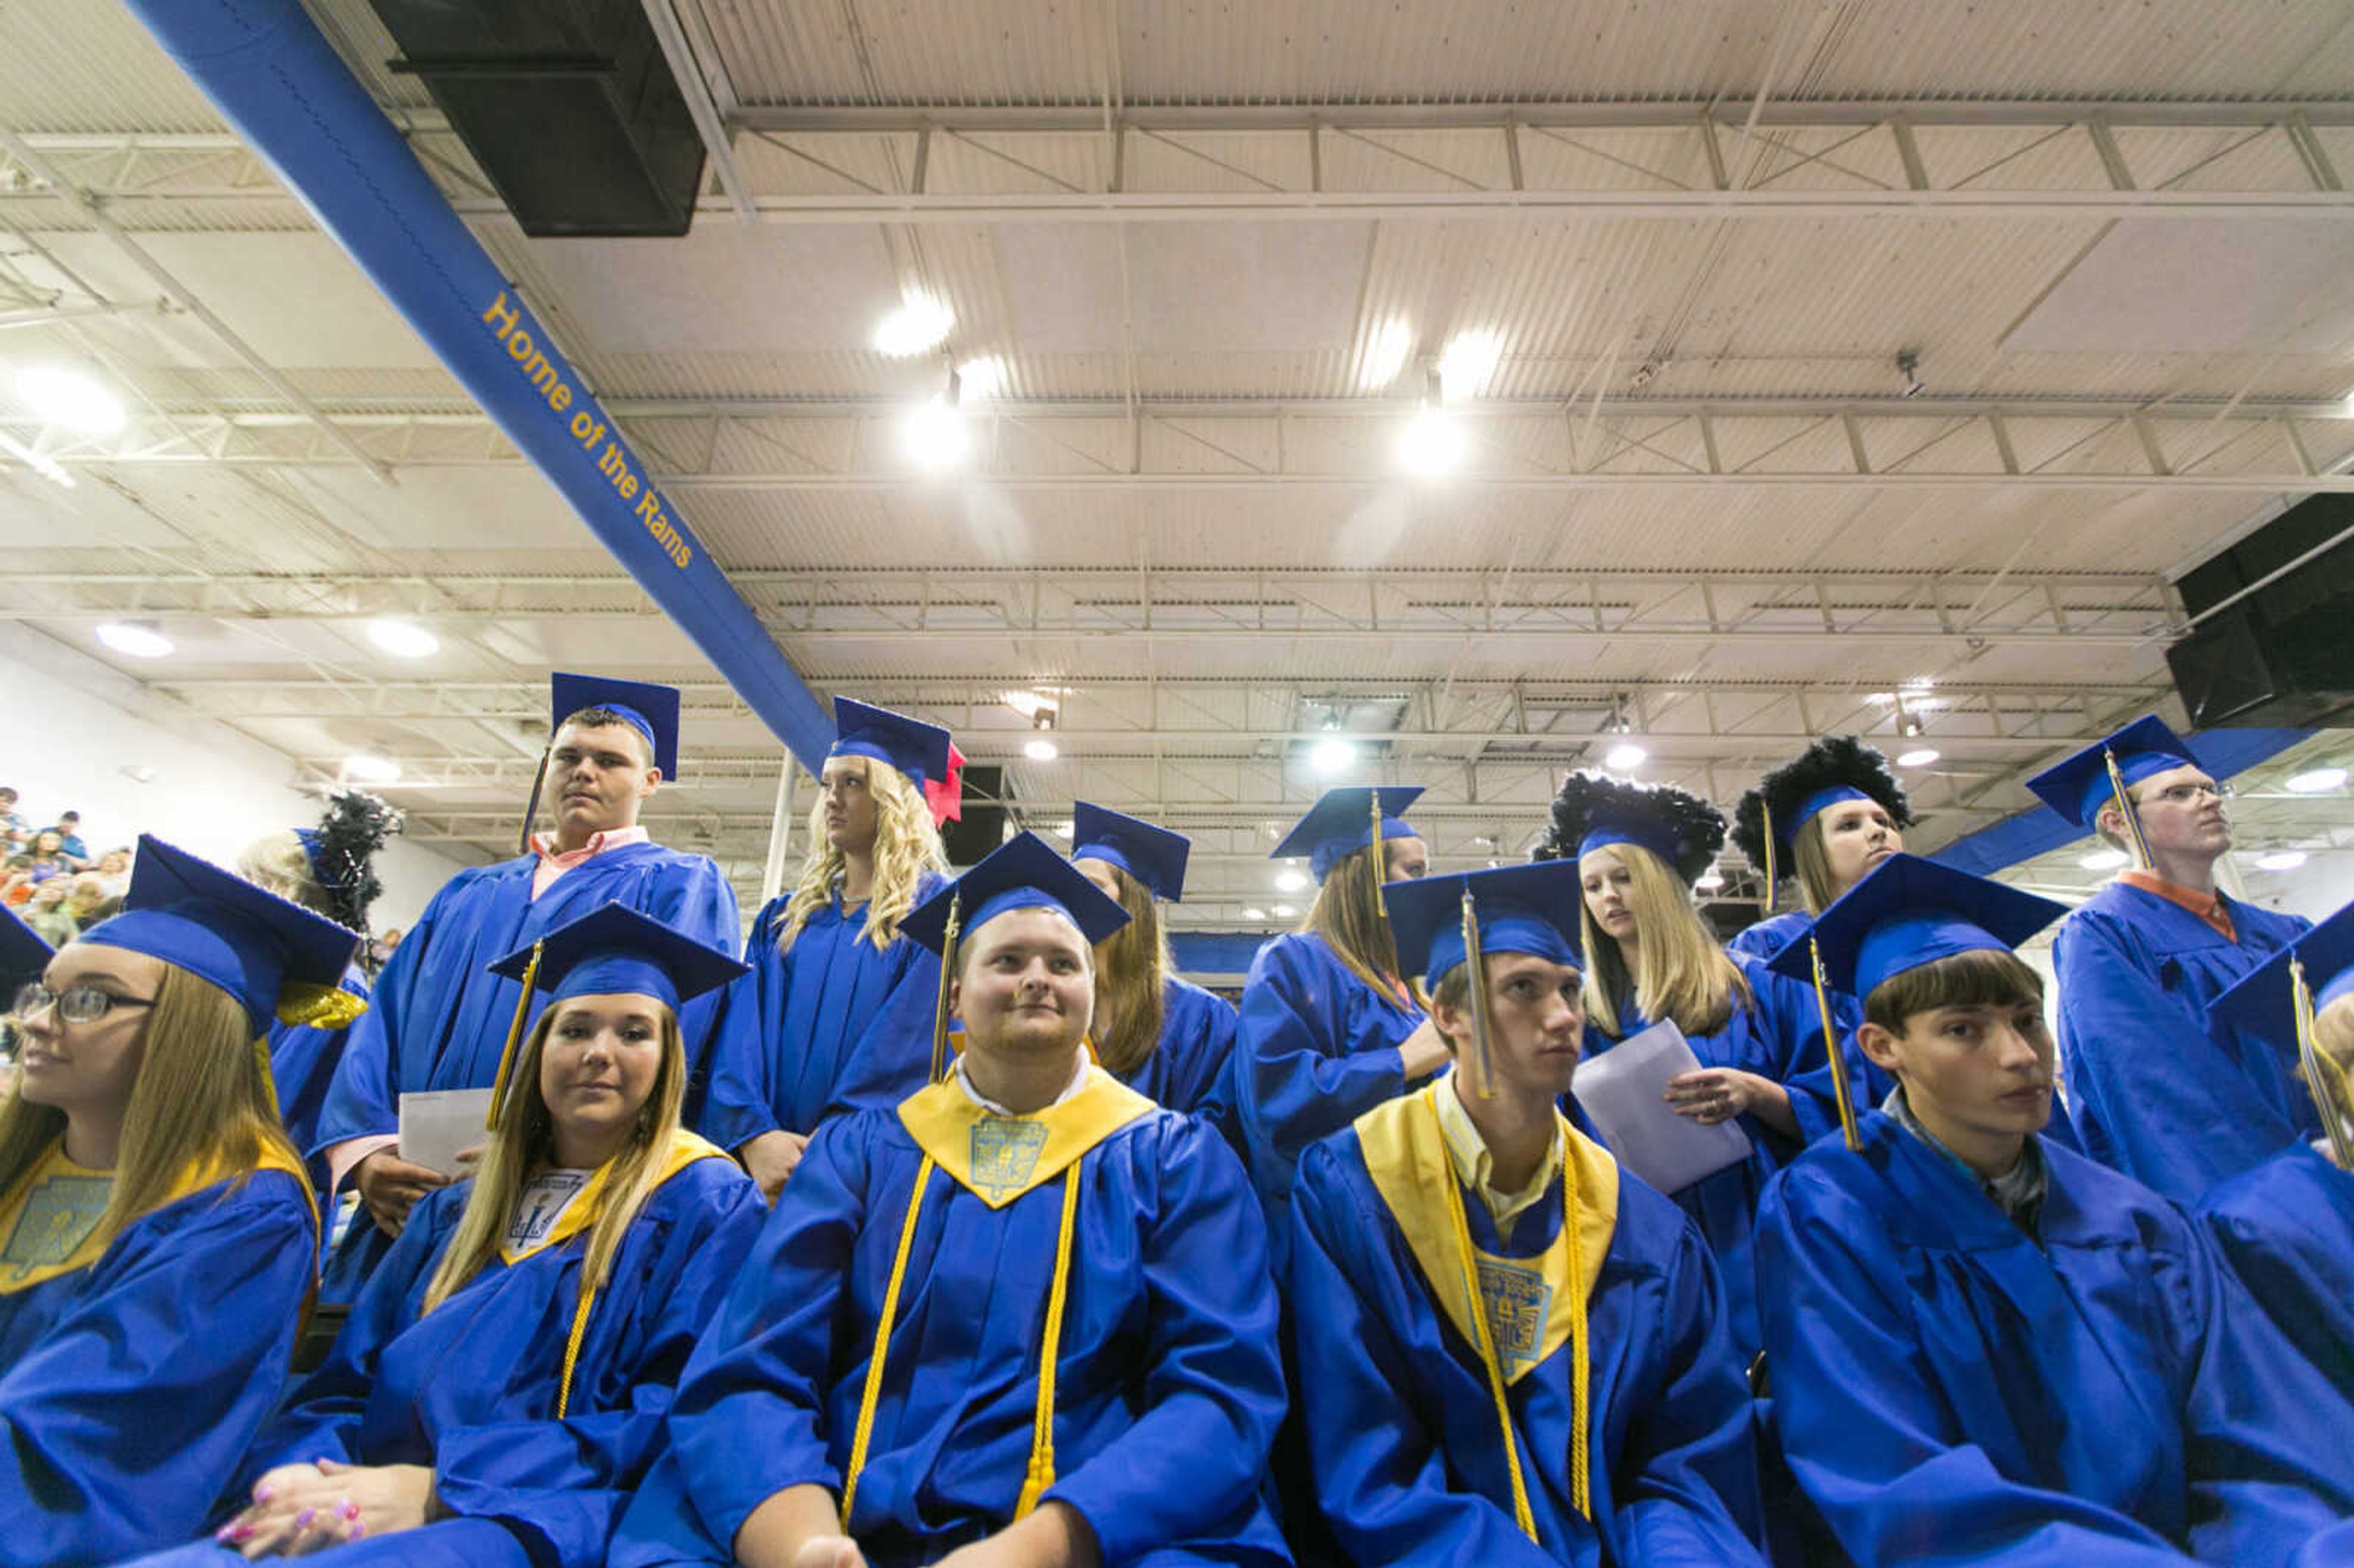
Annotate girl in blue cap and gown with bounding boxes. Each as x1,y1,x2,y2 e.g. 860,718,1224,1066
1068,802,1236,1119
1729,736,1916,969
1537,772,1842,1355
1233,785,1449,1271
314,674,740,1293
2025,715,2314,1205
0,836,346,1568
610,832,1290,1568
704,698,954,1201
1756,853,2354,1567
1287,861,1769,1567
130,902,768,1568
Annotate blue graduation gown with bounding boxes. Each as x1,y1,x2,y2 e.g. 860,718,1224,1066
701,875,949,1150
2052,881,2313,1205
314,842,738,1287
226,1140,764,1568
1235,931,1426,1272
1116,976,1239,1121
610,1078,1292,1567
1726,908,1808,965
267,962,370,1192
1286,1108,1768,1566
0,1165,314,1568
2198,1146,2354,1407
1757,1110,2353,1567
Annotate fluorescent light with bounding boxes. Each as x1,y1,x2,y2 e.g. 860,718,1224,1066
1244,907,1268,921
343,753,401,785
1274,867,1309,893
1436,330,1503,401
1696,869,1726,891
2255,850,2307,872
1272,903,1297,918
2287,767,2348,794
95,621,172,659
1604,742,1647,771
1023,737,1059,761
1357,317,1414,390
13,364,125,436
955,356,1007,399
1309,735,1357,774
872,293,954,357
901,394,970,468
1051,819,1075,839
367,619,440,659
1896,747,1941,768
1396,406,1466,476
2079,848,2130,871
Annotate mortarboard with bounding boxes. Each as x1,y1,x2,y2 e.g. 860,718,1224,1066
1384,861,1587,1098
2210,901,2354,1168
483,901,750,1128
549,672,681,779
1541,774,1724,886
1070,802,1191,902
80,834,364,1038
2024,714,2203,870
829,697,954,792
899,831,1132,1084
1,904,53,979
1270,786,1425,885
1732,736,1914,908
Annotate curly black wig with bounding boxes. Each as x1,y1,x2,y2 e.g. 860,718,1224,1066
300,789,404,934
1730,734,1914,872
1534,772,1726,886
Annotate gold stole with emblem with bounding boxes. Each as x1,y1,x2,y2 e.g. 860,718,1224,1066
1356,1085,1620,1537
0,1136,316,1295
836,1066,1156,1529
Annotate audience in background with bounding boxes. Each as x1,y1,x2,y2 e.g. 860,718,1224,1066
0,786,26,847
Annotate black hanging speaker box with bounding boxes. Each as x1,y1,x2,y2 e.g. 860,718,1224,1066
2166,494,2354,729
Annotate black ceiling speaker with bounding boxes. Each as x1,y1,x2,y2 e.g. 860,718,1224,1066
2166,494,2354,729
939,765,1009,869
368,0,707,237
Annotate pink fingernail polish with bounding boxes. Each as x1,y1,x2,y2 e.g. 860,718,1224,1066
254,1485,273,1503
294,1508,316,1528
349,1522,367,1541
340,1499,359,1520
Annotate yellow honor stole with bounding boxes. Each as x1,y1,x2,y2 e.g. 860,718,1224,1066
0,1138,314,1295
838,1067,1155,1528
1356,1086,1620,1537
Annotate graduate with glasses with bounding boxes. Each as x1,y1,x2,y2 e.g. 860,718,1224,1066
1756,853,2353,1568
611,832,1289,1568
1286,861,1769,1567
2026,716,2314,1204
0,837,351,1568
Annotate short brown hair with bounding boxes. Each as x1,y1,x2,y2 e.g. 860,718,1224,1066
557,706,655,769
1862,948,2044,1034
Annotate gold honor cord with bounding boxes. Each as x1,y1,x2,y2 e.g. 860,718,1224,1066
2103,748,2154,872
554,1246,600,1418
487,941,546,1130
1808,937,1865,1152
1760,798,1778,915
841,1155,939,1529
1368,794,1388,918
1460,891,1498,1100
929,890,962,1084
517,744,554,856
2291,958,2354,1171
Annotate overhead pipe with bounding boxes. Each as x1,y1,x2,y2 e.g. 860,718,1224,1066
123,0,835,768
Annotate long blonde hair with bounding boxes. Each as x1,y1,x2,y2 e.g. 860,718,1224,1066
0,961,305,1250
774,759,947,953
1300,840,1416,1004
422,997,688,1313
1580,843,1749,1039
1089,862,1171,1078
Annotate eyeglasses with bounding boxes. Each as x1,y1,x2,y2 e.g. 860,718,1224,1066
2138,781,2233,807
10,983,159,1026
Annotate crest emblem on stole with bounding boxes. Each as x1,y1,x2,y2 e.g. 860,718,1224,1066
970,1116,1050,1201
1475,1257,1552,1378
2,1174,111,1286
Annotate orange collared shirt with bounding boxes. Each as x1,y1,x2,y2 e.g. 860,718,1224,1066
2117,869,2236,943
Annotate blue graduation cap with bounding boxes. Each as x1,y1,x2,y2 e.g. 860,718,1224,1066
1270,786,1426,885
80,834,362,1037
900,831,1132,1084
2209,900,2354,1166
828,697,953,790
1767,852,2068,1003
2023,714,2200,843
1070,802,1190,902
1384,862,1585,992
0,904,53,980
549,672,680,779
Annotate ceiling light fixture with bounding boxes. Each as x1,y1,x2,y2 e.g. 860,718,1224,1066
1604,742,1647,772
1274,867,1309,894
1436,330,1503,402
1023,737,1059,761
2079,848,2130,871
1396,386,1466,477
901,364,969,470
95,620,172,659
1896,747,1940,768
2286,766,2348,794
2255,849,2307,872
13,363,126,436
1272,903,1297,919
1895,348,1924,399
367,619,440,659
872,292,954,357
1244,907,1268,921
954,355,1007,399
1696,867,1726,891
1309,734,1358,774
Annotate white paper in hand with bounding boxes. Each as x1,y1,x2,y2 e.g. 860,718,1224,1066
398,1087,494,1179
1571,1018,1751,1196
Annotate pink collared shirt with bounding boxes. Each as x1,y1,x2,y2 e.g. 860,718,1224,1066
529,823,650,899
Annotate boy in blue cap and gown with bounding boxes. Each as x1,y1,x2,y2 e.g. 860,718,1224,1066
132,904,767,1568
1235,785,1447,1271
1,837,351,1567
1756,853,2354,1567
610,831,1290,1567
703,699,954,1198
314,673,739,1292
2027,715,2314,1204
1068,802,1237,1119
1287,861,1769,1566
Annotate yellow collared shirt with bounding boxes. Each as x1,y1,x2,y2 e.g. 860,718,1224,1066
1431,1073,1564,1233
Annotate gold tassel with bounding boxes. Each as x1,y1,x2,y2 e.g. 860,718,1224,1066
1760,798,1779,915
487,941,544,1131
2291,958,2354,1171
2103,748,2154,871
929,890,962,1084
1808,937,1864,1152
1368,793,1388,918
275,981,368,1032
1459,889,1496,1100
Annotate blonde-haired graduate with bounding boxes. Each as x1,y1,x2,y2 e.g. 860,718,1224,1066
0,837,348,1567
1756,854,2354,1567
704,698,954,1201
610,832,1290,1568
1286,861,1770,1566
158,902,765,1568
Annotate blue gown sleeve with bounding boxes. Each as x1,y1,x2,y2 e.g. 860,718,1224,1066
1038,1121,1286,1564
1237,938,1419,1209
1285,1143,1561,1568
430,1170,771,1568
699,899,788,1151
1756,1166,2192,1567
0,1174,315,1568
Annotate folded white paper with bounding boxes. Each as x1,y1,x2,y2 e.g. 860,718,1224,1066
398,1087,495,1179
1571,1018,1752,1196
